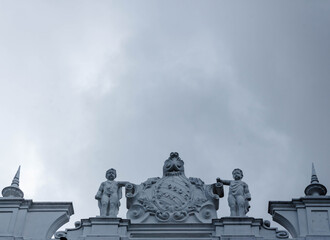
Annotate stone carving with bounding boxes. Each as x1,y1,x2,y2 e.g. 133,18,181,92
218,168,251,216
304,163,327,196
125,152,224,223
1,166,24,198
95,168,128,217
54,231,67,239
263,220,289,239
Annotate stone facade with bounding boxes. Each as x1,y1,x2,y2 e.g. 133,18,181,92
0,198,73,240
0,155,329,240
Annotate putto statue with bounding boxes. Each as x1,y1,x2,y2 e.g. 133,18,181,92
125,152,224,223
95,168,128,217
217,168,251,216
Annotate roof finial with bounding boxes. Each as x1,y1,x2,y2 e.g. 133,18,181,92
310,163,319,183
1,166,24,198
11,165,21,187
304,163,327,196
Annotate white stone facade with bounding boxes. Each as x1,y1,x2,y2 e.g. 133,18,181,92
0,160,329,240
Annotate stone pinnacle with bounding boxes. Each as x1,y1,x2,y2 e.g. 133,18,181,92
304,163,327,196
11,165,21,187
1,166,24,198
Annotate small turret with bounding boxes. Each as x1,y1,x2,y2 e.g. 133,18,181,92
304,163,327,196
1,166,24,198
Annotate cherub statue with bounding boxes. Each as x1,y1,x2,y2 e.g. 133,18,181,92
217,168,251,216
95,168,128,217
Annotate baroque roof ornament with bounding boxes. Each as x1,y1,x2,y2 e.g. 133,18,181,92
95,168,129,217
1,165,24,198
125,152,224,223
304,163,327,196
218,168,251,217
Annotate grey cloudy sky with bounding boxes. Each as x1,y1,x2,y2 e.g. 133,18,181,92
1,0,330,231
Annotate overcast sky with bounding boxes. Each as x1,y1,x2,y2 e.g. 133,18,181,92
1,0,330,232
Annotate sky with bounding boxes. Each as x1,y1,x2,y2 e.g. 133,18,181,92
1,0,330,232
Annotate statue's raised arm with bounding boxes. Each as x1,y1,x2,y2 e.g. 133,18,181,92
216,177,231,186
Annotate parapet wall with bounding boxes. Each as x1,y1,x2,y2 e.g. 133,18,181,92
0,157,329,240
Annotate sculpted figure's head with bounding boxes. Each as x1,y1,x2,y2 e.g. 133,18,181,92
163,152,185,176
232,168,243,180
106,168,117,180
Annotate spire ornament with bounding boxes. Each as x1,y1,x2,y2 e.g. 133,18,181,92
304,163,327,196
1,166,24,198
